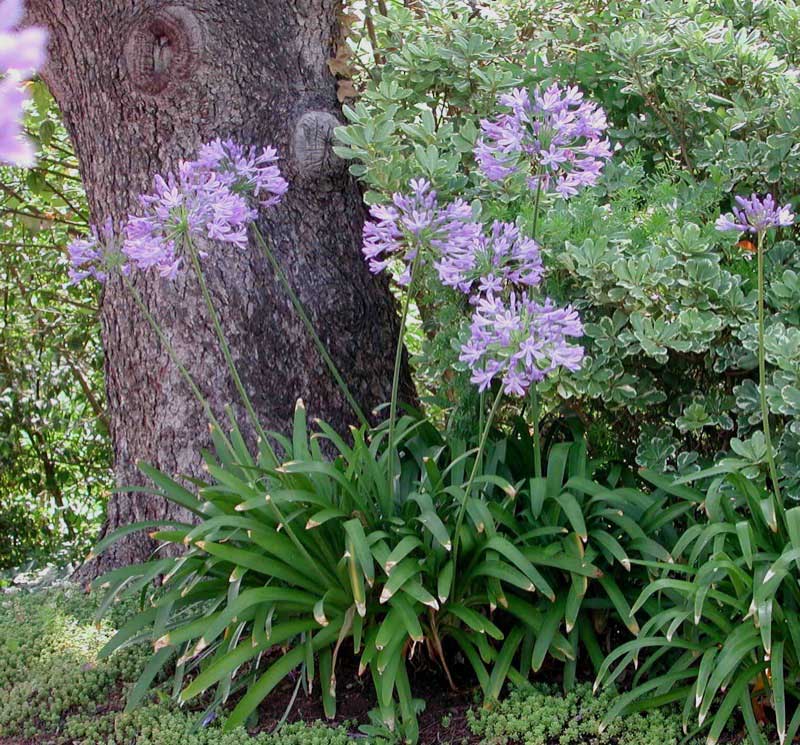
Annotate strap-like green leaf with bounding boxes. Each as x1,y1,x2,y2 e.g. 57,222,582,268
138,462,205,515
486,536,554,600
488,626,524,700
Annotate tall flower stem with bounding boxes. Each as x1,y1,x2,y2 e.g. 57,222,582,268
250,225,369,429
451,386,504,591
530,386,543,478
122,273,223,434
529,176,544,478
477,390,485,473
756,230,782,508
530,174,543,240
185,240,275,462
387,252,422,499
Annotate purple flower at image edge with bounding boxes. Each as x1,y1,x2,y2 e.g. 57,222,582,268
460,293,585,397
475,82,612,199
0,0,48,70
0,0,48,166
362,179,481,285
0,76,35,166
715,193,795,234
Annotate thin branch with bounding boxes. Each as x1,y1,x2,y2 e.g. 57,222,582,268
0,207,87,227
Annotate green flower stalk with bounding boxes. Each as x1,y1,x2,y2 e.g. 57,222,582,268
185,237,272,451
250,224,369,429
756,230,783,507
717,193,795,508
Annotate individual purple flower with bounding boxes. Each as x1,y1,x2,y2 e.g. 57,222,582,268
67,219,130,285
715,194,795,234
475,83,612,199
189,139,289,208
123,161,256,279
436,220,543,296
0,0,48,166
460,293,585,396
362,179,481,285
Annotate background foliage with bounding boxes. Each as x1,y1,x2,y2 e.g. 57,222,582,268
0,82,109,569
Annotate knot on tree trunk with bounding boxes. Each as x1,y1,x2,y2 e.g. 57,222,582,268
292,110,346,181
124,6,203,95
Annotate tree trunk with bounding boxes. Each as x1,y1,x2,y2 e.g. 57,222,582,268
26,0,410,574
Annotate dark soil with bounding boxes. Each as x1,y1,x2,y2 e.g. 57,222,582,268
253,645,481,744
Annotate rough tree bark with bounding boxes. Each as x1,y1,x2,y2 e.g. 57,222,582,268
26,0,410,573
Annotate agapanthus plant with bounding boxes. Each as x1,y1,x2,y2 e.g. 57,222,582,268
362,179,481,495
459,293,585,396
716,193,795,508
475,83,612,199
362,178,480,285
436,220,543,297
66,140,367,446
0,0,48,166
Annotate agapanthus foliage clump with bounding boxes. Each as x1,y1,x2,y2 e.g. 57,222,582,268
459,293,584,395
0,0,48,166
475,83,612,198
435,219,543,296
67,141,288,284
715,193,795,234
362,178,480,284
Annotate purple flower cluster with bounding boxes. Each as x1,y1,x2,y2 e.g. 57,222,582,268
67,140,288,285
191,139,289,208
431,218,583,395
0,0,48,166
124,161,257,278
475,84,612,199
459,293,585,395
360,177,586,396
362,179,481,285
67,219,130,285
436,220,543,296
715,194,795,234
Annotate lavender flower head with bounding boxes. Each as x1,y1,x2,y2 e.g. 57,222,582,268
67,219,130,285
124,161,257,279
460,292,585,396
0,0,48,166
190,139,289,208
715,194,795,234
436,220,543,297
475,83,612,199
362,179,481,285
